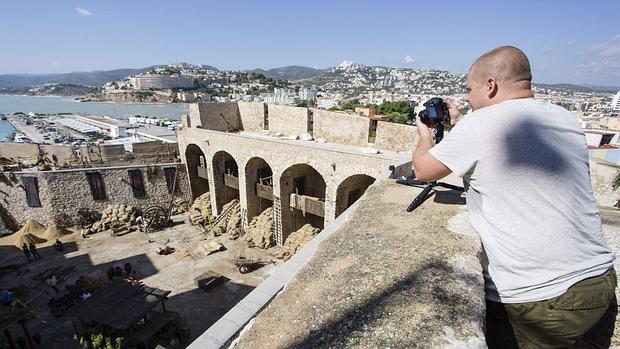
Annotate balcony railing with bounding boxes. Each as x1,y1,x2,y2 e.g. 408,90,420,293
197,166,208,179
256,183,273,201
289,193,325,217
224,174,239,189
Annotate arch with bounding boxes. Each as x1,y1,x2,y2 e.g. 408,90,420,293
335,174,375,218
185,144,209,199
279,163,326,242
245,157,274,222
212,150,240,212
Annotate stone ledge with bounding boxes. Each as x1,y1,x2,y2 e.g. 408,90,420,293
232,180,485,348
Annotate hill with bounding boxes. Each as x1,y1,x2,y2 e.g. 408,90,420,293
0,67,157,88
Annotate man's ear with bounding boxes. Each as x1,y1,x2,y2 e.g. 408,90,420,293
487,77,498,98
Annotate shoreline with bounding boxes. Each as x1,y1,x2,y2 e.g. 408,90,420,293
0,93,189,106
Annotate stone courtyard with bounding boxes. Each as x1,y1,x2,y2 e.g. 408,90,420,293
0,212,277,348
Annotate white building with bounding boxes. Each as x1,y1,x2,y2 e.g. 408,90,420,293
263,88,298,105
298,86,318,101
130,75,194,89
317,98,340,110
71,115,128,138
612,91,620,117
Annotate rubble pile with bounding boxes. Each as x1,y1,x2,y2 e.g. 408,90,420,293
189,192,212,226
87,204,138,234
224,200,242,240
275,224,321,261
172,199,189,215
243,207,275,249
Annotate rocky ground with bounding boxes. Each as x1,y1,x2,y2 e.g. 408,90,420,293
0,213,276,348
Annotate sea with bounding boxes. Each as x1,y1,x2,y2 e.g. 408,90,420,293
0,120,15,141
0,94,189,141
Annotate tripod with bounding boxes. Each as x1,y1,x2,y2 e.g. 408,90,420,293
396,177,464,212
397,122,464,212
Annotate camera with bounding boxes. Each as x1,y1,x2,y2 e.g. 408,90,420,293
418,97,450,127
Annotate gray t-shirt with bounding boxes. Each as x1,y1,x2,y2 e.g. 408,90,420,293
429,98,615,303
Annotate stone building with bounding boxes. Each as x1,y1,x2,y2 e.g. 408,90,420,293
0,163,190,226
178,102,417,245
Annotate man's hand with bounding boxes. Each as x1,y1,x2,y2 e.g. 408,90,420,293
444,97,464,125
413,115,451,182
415,115,435,142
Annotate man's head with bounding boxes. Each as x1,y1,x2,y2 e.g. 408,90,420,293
466,46,533,111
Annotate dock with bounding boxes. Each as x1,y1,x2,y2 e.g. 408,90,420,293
6,115,46,144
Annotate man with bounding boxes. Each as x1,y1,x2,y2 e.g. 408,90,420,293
28,242,41,260
46,275,59,293
21,243,31,263
413,46,617,348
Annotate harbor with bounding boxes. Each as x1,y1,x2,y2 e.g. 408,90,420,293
1,112,178,150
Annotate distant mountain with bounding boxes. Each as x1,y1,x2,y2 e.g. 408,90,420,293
296,61,467,96
200,64,219,71
0,67,158,88
248,66,324,81
534,83,619,94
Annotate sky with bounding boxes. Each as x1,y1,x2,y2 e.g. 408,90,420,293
0,0,619,86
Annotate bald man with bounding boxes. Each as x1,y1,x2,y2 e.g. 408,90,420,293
413,46,617,348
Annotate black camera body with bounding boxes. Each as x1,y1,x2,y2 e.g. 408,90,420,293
418,97,450,127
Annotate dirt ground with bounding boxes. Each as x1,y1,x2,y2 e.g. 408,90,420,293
0,213,279,348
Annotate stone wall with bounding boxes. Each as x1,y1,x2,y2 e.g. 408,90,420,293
0,163,190,227
41,145,76,166
267,104,309,137
132,141,179,159
374,121,418,153
313,110,370,146
190,102,241,131
100,144,126,161
0,143,40,164
238,101,266,132
178,127,406,244
590,160,619,207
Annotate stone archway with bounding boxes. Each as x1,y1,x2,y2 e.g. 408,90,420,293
245,157,274,222
212,150,239,212
335,174,375,217
279,163,326,241
185,144,209,199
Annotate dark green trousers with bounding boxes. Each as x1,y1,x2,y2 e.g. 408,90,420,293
486,268,618,349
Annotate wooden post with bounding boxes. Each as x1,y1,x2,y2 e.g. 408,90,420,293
4,328,17,349
18,320,35,349
71,320,79,339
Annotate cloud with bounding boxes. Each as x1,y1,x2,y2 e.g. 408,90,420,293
403,55,415,65
575,34,620,83
541,46,553,53
592,34,620,58
567,40,576,45
75,7,93,16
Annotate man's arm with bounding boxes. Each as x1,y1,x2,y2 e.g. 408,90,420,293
412,98,463,182
412,120,451,182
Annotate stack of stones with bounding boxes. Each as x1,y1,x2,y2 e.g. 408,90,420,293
243,207,275,249
189,192,212,226
275,224,321,261
88,204,137,234
223,200,242,240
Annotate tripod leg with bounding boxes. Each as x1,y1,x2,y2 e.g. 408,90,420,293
407,183,436,212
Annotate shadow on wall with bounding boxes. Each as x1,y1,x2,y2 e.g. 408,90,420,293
284,260,482,348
